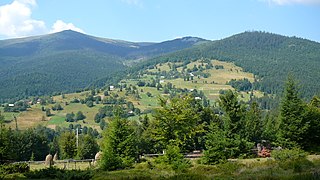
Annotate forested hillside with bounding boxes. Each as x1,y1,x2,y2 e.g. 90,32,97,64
0,31,206,102
137,31,320,98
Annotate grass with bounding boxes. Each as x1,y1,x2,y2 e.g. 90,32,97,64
92,156,320,179
5,156,320,179
28,161,96,171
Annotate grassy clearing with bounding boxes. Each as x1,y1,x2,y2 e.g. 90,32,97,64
0,107,20,123
28,161,96,171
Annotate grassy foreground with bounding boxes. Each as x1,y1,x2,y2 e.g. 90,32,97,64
3,156,320,180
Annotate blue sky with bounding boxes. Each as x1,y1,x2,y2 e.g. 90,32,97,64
0,0,319,42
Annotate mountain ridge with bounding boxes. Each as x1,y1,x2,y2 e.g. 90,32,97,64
0,30,208,101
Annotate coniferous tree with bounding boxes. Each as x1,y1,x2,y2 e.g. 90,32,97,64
245,101,263,143
278,76,308,148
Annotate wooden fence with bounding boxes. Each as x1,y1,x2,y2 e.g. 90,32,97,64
13,159,95,170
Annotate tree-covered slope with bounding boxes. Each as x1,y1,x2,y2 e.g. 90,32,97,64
0,50,125,101
138,31,320,98
0,31,206,102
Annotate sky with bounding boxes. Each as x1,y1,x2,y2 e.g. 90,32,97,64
0,0,319,42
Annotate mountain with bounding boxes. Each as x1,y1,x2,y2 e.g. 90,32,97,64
136,31,320,98
0,30,207,102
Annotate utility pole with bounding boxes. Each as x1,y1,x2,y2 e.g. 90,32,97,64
76,127,79,148
14,115,18,131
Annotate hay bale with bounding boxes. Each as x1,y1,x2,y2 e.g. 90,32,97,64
45,154,53,166
53,153,58,161
94,152,102,166
95,151,102,161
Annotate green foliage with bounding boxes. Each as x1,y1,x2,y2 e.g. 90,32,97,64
86,100,94,108
156,144,191,172
227,78,252,91
202,123,253,165
0,163,30,174
65,112,75,122
75,111,86,121
77,135,99,159
58,131,77,159
13,128,50,161
244,101,263,143
203,91,254,164
0,125,12,163
151,95,203,151
272,148,307,162
52,103,63,111
272,148,314,172
202,123,229,164
278,76,308,148
101,114,138,171
24,167,93,180
219,90,245,136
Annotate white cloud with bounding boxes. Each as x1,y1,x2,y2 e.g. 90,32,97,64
0,0,46,38
263,0,320,5
50,20,84,34
0,0,84,39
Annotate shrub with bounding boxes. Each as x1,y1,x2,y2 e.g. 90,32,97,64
155,145,191,172
24,167,93,180
0,163,30,174
272,148,314,172
272,148,307,161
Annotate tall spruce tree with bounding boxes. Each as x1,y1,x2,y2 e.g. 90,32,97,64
278,75,308,148
245,101,263,143
218,90,245,137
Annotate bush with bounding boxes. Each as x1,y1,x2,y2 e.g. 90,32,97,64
272,148,314,172
0,163,30,174
24,167,93,180
272,148,307,161
155,145,191,172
